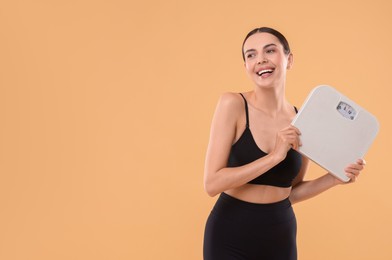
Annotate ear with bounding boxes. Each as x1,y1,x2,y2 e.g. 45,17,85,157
287,53,294,70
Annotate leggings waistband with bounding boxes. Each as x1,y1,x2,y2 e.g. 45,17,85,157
220,192,291,210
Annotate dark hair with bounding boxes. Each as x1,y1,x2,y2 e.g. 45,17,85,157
242,27,291,61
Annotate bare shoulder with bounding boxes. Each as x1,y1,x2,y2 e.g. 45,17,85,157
216,92,244,114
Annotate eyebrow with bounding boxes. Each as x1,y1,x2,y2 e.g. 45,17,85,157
244,43,278,54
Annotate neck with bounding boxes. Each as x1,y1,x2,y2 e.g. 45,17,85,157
251,84,287,117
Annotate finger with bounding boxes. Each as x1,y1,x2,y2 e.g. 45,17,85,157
344,171,358,183
280,131,301,150
346,166,363,173
284,126,301,137
292,127,301,136
285,134,298,145
285,131,301,142
294,138,301,150
346,162,364,171
345,166,358,174
290,138,301,150
292,141,298,150
345,166,363,179
357,158,366,166
289,125,301,135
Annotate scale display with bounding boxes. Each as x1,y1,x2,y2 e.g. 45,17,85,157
337,101,357,120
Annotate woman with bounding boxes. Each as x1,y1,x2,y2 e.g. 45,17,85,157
203,27,365,260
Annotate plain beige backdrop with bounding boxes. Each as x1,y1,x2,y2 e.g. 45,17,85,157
1,0,391,259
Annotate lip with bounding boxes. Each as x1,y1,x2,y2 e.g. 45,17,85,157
255,66,275,74
255,66,275,77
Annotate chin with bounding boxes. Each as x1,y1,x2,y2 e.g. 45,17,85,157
254,80,276,88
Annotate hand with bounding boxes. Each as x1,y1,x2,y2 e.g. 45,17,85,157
271,125,302,162
332,159,366,185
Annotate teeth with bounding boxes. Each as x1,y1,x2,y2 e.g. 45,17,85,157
257,69,274,76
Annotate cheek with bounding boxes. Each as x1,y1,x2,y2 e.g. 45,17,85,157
276,55,288,69
244,61,253,71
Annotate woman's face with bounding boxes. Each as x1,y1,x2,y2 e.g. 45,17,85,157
243,32,293,89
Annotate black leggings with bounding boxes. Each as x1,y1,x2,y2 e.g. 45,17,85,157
203,192,297,260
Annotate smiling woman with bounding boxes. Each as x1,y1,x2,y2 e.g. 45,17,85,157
202,27,366,260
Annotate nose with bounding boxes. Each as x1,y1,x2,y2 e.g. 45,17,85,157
257,55,268,64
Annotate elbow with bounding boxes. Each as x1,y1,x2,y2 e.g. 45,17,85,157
205,189,219,198
204,179,219,197
288,195,297,205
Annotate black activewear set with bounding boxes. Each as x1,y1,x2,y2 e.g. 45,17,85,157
203,93,302,260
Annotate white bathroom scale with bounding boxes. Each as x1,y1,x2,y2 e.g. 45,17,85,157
291,85,379,182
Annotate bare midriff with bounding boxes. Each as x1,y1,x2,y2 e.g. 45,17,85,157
225,184,292,204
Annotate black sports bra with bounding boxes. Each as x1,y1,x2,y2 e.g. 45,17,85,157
227,93,302,187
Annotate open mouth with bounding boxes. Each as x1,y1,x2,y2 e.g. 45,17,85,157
256,69,274,77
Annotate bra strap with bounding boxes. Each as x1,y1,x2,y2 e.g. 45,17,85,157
294,106,298,113
239,93,249,128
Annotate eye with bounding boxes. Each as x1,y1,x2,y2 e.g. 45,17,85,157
266,48,275,54
246,53,255,59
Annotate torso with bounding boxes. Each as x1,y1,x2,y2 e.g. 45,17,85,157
225,92,299,204
225,184,292,204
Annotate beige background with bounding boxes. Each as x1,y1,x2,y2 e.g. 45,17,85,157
1,0,391,259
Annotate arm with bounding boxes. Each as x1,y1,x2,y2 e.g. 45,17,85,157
203,93,280,197
289,157,366,204
203,93,300,197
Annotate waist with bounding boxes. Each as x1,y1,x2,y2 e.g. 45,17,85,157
225,184,292,204
216,192,292,214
